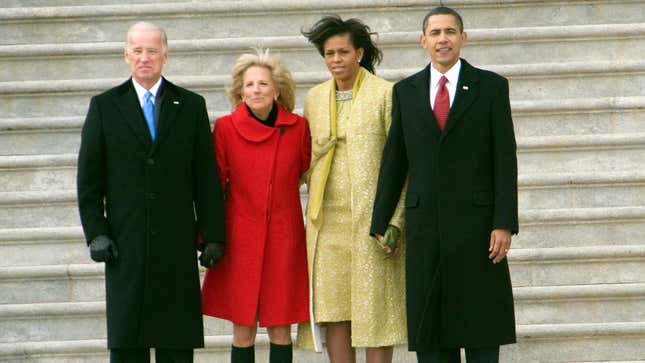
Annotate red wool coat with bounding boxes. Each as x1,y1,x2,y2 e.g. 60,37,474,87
201,103,311,327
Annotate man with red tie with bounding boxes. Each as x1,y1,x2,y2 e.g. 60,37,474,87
370,6,518,363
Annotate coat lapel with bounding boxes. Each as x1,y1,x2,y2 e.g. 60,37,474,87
153,78,182,154
115,79,152,149
409,65,442,139
441,59,480,141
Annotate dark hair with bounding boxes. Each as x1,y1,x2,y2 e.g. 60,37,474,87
422,6,464,34
302,15,382,74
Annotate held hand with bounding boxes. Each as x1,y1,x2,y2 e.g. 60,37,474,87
489,229,512,264
89,235,118,263
199,242,225,268
373,225,401,257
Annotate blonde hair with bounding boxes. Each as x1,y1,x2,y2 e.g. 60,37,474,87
227,49,296,112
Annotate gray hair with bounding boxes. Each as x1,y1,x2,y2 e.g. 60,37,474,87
126,21,168,50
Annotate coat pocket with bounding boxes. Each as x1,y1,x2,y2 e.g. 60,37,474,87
405,192,420,208
472,190,494,206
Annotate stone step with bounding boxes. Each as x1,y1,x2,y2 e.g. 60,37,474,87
1,322,643,362
2,96,644,156
2,150,644,228
2,0,644,45
516,133,645,174
512,96,645,138
510,246,645,287
514,283,645,325
518,171,645,210
0,335,384,363
515,206,645,249
5,244,645,304
1,61,642,118
0,190,79,229
0,301,235,343
3,23,644,82
0,226,85,267
0,154,76,192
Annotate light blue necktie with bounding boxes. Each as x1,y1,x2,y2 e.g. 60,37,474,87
143,91,156,141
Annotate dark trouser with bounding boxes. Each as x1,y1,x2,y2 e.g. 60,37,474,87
110,348,193,363
417,346,499,363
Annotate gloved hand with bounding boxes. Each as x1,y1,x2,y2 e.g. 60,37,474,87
89,235,118,263
199,242,225,268
373,225,401,257
382,225,401,252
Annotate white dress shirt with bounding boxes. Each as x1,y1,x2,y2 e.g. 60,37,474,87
132,77,163,107
429,60,461,110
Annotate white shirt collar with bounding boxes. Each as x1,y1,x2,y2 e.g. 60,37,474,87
132,77,163,106
430,59,461,89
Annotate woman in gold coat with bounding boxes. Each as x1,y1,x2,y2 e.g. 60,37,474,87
297,15,406,363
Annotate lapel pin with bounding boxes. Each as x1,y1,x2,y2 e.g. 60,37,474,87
173,101,179,104
462,86,469,90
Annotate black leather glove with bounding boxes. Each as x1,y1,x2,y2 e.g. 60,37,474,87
89,235,118,263
199,242,225,268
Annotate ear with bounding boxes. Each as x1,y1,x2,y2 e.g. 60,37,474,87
461,31,468,45
420,34,428,50
356,47,364,61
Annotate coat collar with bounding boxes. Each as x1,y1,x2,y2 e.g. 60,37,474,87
230,102,298,142
114,77,182,153
407,59,480,142
441,58,479,140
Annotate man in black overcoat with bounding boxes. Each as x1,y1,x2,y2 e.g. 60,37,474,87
77,21,225,363
371,6,518,363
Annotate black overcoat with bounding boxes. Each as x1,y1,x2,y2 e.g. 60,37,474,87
371,60,518,351
77,78,224,349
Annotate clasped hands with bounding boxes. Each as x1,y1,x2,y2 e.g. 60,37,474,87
373,225,401,258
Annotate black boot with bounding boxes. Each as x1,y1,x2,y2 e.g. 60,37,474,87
231,345,254,363
269,343,292,363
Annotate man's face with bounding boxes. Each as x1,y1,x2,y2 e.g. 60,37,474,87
420,14,467,74
124,28,168,88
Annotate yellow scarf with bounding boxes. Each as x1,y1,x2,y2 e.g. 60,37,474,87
308,67,366,222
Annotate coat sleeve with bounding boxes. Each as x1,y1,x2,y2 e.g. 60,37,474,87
491,77,519,234
193,95,225,244
381,84,406,230
213,117,229,191
77,96,109,244
370,83,409,235
300,118,312,177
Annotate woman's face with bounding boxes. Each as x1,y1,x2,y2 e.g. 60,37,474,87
241,65,278,117
323,33,364,89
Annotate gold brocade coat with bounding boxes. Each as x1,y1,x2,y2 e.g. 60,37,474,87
297,71,407,350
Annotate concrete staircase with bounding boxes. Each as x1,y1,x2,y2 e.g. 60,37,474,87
1,0,644,362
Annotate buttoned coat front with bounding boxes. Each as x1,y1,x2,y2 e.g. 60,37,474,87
371,60,518,351
77,78,224,349
297,71,407,351
201,103,311,327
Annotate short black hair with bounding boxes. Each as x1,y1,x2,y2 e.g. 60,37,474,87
302,15,383,74
422,6,464,34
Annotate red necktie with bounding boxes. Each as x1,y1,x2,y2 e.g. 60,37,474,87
434,76,449,131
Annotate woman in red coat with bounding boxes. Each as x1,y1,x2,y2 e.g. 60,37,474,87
201,49,311,363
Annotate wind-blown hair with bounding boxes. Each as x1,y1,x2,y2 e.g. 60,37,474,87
227,49,296,112
302,15,382,74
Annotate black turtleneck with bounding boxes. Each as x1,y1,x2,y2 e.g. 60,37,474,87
247,102,278,128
